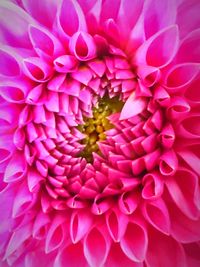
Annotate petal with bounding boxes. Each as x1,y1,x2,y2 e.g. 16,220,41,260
159,149,178,176
22,0,58,28
120,221,148,262
164,63,199,91
118,191,140,215
0,47,20,77
69,31,96,61
0,1,33,47
4,151,26,183
54,243,88,267
120,92,147,120
45,214,67,253
137,65,161,87
105,243,143,267
106,210,128,242
32,212,50,240
134,25,179,68
184,243,200,267
27,168,44,193
54,55,78,73
23,57,54,82
84,227,110,267
142,198,171,234
165,168,200,219
28,24,65,61
142,172,164,200
56,0,86,43
12,181,35,218
146,229,187,267
70,210,93,243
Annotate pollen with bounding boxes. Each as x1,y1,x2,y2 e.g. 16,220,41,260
78,95,124,162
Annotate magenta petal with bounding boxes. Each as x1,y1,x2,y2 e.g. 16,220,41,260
4,223,32,260
84,227,110,267
54,243,88,267
45,214,66,253
142,172,164,200
32,212,50,240
166,168,200,220
134,25,179,68
70,210,93,243
106,210,128,242
159,149,178,176
69,31,96,61
120,221,148,262
12,181,35,218
143,198,171,235
28,24,64,61
27,169,44,193
146,229,187,267
120,92,147,120
56,0,86,42
54,55,78,73
137,65,161,87
0,47,20,77
4,151,26,183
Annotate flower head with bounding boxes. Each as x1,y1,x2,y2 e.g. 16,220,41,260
0,0,200,266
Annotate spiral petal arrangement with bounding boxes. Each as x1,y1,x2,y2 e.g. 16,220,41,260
0,0,200,266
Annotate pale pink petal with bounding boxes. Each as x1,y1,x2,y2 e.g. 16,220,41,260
0,2,33,46
120,92,147,120
22,0,58,28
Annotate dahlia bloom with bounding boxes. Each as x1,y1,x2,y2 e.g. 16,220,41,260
0,0,200,266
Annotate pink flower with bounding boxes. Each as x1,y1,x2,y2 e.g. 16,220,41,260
0,0,200,266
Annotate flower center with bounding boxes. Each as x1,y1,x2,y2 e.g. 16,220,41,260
78,95,124,162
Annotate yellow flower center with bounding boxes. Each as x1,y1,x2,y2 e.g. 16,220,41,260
78,95,124,162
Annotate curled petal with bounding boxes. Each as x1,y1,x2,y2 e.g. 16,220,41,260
28,24,65,61
0,136,14,164
4,151,26,183
45,214,67,253
54,55,78,73
106,210,128,242
134,25,179,68
166,168,200,219
69,31,96,61
167,96,191,120
27,168,44,193
137,65,161,87
23,57,54,82
118,191,140,215
12,181,35,218
32,212,50,240
142,172,164,200
184,74,200,104
178,115,200,138
159,123,175,149
142,198,171,235
159,149,178,176
120,220,148,262
56,0,86,43
164,63,199,92
70,210,93,243
84,227,111,267
153,86,170,107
